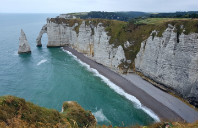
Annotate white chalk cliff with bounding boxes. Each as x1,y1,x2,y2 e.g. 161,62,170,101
37,19,126,71
18,29,31,54
135,25,198,106
37,18,198,106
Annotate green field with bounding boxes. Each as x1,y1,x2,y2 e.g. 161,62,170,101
134,18,193,24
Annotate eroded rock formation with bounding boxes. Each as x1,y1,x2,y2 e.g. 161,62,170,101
135,25,198,106
37,19,126,71
18,29,31,54
36,24,47,47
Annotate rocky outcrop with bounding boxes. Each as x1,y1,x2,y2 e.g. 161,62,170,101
18,29,31,54
37,19,126,71
62,101,96,127
124,41,133,49
135,25,198,106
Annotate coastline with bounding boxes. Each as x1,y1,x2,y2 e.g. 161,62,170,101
63,47,160,122
63,46,198,123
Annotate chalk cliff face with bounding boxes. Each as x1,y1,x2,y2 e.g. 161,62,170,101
37,19,126,71
135,25,198,106
18,29,31,54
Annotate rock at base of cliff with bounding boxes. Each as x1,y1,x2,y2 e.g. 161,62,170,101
18,29,31,54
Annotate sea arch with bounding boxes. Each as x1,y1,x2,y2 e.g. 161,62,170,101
36,24,47,47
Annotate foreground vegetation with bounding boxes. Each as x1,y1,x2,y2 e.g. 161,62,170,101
0,96,197,128
0,96,96,128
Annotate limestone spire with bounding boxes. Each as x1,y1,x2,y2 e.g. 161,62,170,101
18,29,31,54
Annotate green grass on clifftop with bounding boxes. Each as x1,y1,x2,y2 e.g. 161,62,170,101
102,18,198,70
133,18,190,24
105,18,198,62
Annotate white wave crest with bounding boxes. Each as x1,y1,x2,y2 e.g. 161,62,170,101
93,109,109,122
62,48,160,122
37,59,47,66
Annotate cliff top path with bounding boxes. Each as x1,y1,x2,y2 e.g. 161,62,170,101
63,46,198,123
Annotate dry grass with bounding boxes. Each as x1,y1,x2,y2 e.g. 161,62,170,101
62,101,96,128
0,96,96,128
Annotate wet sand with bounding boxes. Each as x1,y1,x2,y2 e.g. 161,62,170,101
63,46,198,123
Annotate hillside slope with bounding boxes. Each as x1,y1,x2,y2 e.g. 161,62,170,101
0,96,96,128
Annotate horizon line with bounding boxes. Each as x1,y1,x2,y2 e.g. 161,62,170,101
0,10,198,14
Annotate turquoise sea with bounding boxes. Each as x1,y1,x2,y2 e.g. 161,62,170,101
0,13,155,126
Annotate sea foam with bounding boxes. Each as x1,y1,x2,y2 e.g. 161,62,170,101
37,59,47,66
93,109,109,122
62,48,160,122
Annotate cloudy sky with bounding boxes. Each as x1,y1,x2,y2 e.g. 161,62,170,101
0,0,197,13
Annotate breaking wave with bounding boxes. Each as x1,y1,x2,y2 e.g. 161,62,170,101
62,48,160,122
93,109,109,122
37,59,47,66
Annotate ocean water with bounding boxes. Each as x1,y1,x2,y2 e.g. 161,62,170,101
0,13,155,126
